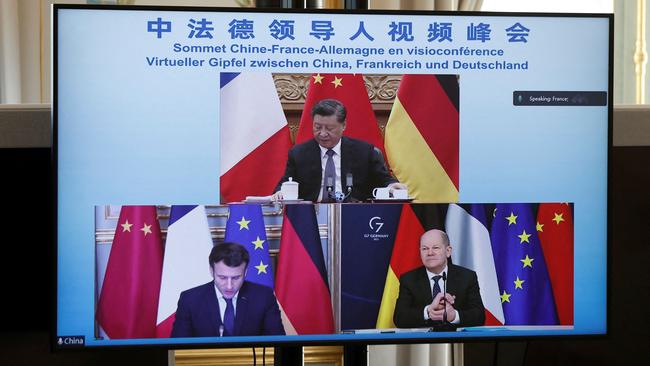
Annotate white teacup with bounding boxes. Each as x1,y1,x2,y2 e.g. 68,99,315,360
372,187,390,199
281,178,299,200
392,189,409,199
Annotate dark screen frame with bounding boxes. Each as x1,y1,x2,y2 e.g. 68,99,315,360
52,3,613,351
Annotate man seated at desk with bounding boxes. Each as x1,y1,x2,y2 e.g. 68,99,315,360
394,229,485,329
171,242,285,337
272,98,406,202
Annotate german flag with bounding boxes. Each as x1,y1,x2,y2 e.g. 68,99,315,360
275,204,334,334
385,75,459,202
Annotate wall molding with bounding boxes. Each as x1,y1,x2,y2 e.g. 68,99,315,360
174,345,343,366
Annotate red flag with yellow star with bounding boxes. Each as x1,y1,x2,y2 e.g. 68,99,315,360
97,206,164,339
537,203,574,325
295,73,385,156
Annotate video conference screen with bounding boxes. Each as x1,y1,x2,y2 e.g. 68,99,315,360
55,5,610,348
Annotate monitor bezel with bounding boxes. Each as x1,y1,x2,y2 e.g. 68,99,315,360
52,4,613,351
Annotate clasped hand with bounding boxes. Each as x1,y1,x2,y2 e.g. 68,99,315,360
427,293,457,322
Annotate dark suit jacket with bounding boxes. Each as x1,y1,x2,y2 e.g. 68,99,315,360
393,264,485,328
275,137,397,202
171,281,285,337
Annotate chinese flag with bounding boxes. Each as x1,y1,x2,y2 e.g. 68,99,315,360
295,73,386,157
97,206,164,339
537,203,574,325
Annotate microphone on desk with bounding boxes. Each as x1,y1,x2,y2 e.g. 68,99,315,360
429,272,454,332
219,325,224,337
442,272,448,324
344,173,353,201
326,177,334,201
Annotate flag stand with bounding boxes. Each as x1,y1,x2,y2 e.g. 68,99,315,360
331,203,369,366
344,344,368,366
274,345,303,365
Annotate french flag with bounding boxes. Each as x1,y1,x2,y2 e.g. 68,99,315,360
156,205,214,337
220,72,292,203
446,204,504,325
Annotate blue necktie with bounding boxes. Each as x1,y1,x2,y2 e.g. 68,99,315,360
223,298,235,336
432,275,442,300
321,149,336,202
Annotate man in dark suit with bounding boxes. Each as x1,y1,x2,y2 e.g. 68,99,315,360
171,242,285,337
272,99,406,202
394,229,485,328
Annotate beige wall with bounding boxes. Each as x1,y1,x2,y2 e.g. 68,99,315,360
1,2,646,366
2,0,647,105
0,0,243,104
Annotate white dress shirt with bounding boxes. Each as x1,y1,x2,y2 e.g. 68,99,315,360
214,284,239,328
423,266,460,324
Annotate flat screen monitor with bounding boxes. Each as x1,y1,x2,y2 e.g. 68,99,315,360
54,5,610,349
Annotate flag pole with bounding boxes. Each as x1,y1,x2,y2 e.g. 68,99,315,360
342,0,369,364
329,202,342,333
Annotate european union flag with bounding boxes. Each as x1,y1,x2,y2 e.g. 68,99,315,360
225,204,274,289
490,203,558,325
